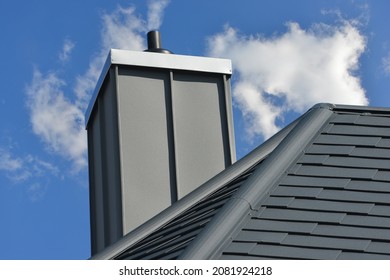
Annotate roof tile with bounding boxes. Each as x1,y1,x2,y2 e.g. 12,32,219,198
258,208,346,223
315,134,381,146
280,175,350,189
281,234,370,251
234,230,288,243
249,244,341,260
337,252,390,260
245,219,317,234
313,224,390,241
294,165,377,179
288,198,375,214
317,189,390,204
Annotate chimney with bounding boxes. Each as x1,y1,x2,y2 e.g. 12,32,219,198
85,31,235,256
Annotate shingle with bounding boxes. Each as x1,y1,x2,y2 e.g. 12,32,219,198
263,196,294,207
318,189,390,204
328,124,390,137
280,176,350,189
373,171,390,182
289,199,374,214
306,144,355,155
377,139,390,148
245,219,317,234
224,242,257,254
355,115,390,127
249,244,341,260
337,252,390,260
258,208,346,223
297,155,329,164
351,147,390,159
282,234,370,251
220,254,280,260
331,114,359,124
365,242,390,254
294,165,377,179
313,224,390,241
234,230,288,243
369,205,390,217
271,186,322,198
346,180,390,192
315,134,381,146
341,215,390,228
324,156,390,170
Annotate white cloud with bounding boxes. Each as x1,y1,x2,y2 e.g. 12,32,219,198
207,20,368,140
26,1,170,171
75,0,170,110
59,39,75,62
26,70,87,171
0,147,59,190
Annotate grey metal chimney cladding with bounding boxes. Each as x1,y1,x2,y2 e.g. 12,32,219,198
86,31,235,256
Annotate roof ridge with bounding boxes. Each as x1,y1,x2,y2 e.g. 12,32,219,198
178,105,334,259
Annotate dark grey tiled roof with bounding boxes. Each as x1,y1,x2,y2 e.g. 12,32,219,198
91,103,390,260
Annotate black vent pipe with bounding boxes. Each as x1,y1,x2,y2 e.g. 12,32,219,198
145,30,172,54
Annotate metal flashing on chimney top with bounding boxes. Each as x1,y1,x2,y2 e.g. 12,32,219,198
85,49,232,127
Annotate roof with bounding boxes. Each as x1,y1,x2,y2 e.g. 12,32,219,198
91,103,390,260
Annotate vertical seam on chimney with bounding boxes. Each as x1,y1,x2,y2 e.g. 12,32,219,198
113,65,124,238
223,74,236,164
167,70,178,204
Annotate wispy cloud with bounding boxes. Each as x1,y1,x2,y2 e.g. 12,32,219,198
59,39,75,62
0,147,59,201
25,70,87,172
26,1,171,172
75,0,170,109
207,19,368,141
0,148,23,172
382,52,390,75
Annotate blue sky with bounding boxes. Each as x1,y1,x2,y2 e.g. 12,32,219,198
1,0,390,260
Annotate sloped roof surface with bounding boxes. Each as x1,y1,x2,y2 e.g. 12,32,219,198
92,103,390,260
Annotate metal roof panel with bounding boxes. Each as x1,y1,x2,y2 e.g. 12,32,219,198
271,186,323,198
234,230,288,243
288,198,375,214
313,224,390,241
315,134,381,146
245,219,317,234
317,189,390,204
306,144,355,155
337,252,390,260
249,244,341,260
341,215,390,228
281,234,370,251
294,165,377,179
280,176,350,189
258,208,346,223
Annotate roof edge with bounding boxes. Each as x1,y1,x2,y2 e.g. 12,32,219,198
90,114,299,260
178,105,334,259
